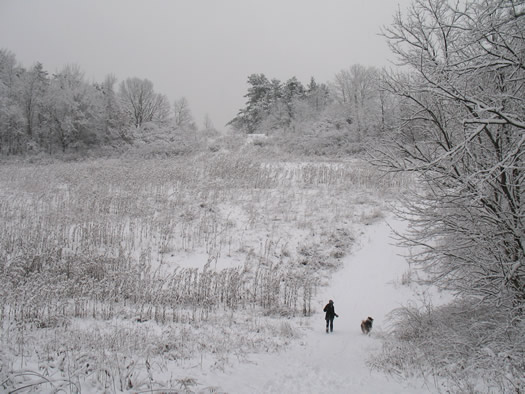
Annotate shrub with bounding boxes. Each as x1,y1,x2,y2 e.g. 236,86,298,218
370,299,525,393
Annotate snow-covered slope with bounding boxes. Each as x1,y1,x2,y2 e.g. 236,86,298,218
197,215,438,393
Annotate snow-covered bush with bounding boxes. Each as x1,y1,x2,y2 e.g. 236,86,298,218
370,299,525,393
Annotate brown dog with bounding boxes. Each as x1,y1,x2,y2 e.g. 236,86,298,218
361,317,374,334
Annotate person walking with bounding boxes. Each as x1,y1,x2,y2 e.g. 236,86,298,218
323,299,339,333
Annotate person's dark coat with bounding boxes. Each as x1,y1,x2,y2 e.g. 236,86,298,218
323,301,338,320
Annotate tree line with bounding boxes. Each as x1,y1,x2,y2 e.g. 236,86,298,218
228,65,398,142
0,51,198,155
0,47,399,156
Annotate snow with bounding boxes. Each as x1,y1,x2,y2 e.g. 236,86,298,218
189,215,439,393
1,157,450,393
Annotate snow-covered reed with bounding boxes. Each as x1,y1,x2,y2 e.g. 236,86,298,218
0,153,406,392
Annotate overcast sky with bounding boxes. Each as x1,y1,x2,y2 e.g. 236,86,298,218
0,0,411,130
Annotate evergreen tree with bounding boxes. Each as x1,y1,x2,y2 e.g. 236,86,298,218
228,73,273,133
306,77,330,113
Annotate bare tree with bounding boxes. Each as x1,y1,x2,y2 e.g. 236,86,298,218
118,77,170,128
173,96,196,131
376,0,525,313
332,65,382,137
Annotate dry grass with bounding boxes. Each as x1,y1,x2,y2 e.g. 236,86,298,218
0,152,408,392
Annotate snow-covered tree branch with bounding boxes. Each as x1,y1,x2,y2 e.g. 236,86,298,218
376,0,525,313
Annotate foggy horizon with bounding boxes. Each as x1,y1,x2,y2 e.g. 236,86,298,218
0,0,411,130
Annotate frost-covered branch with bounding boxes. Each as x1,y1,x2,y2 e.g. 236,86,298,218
377,0,525,313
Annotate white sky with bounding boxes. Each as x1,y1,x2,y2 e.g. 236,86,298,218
0,0,411,130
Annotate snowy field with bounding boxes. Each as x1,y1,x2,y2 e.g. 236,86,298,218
0,154,442,393
195,216,444,393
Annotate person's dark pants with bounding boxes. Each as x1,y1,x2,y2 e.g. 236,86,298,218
326,318,334,332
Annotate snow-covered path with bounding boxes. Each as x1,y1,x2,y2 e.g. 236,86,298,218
201,216,438,393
